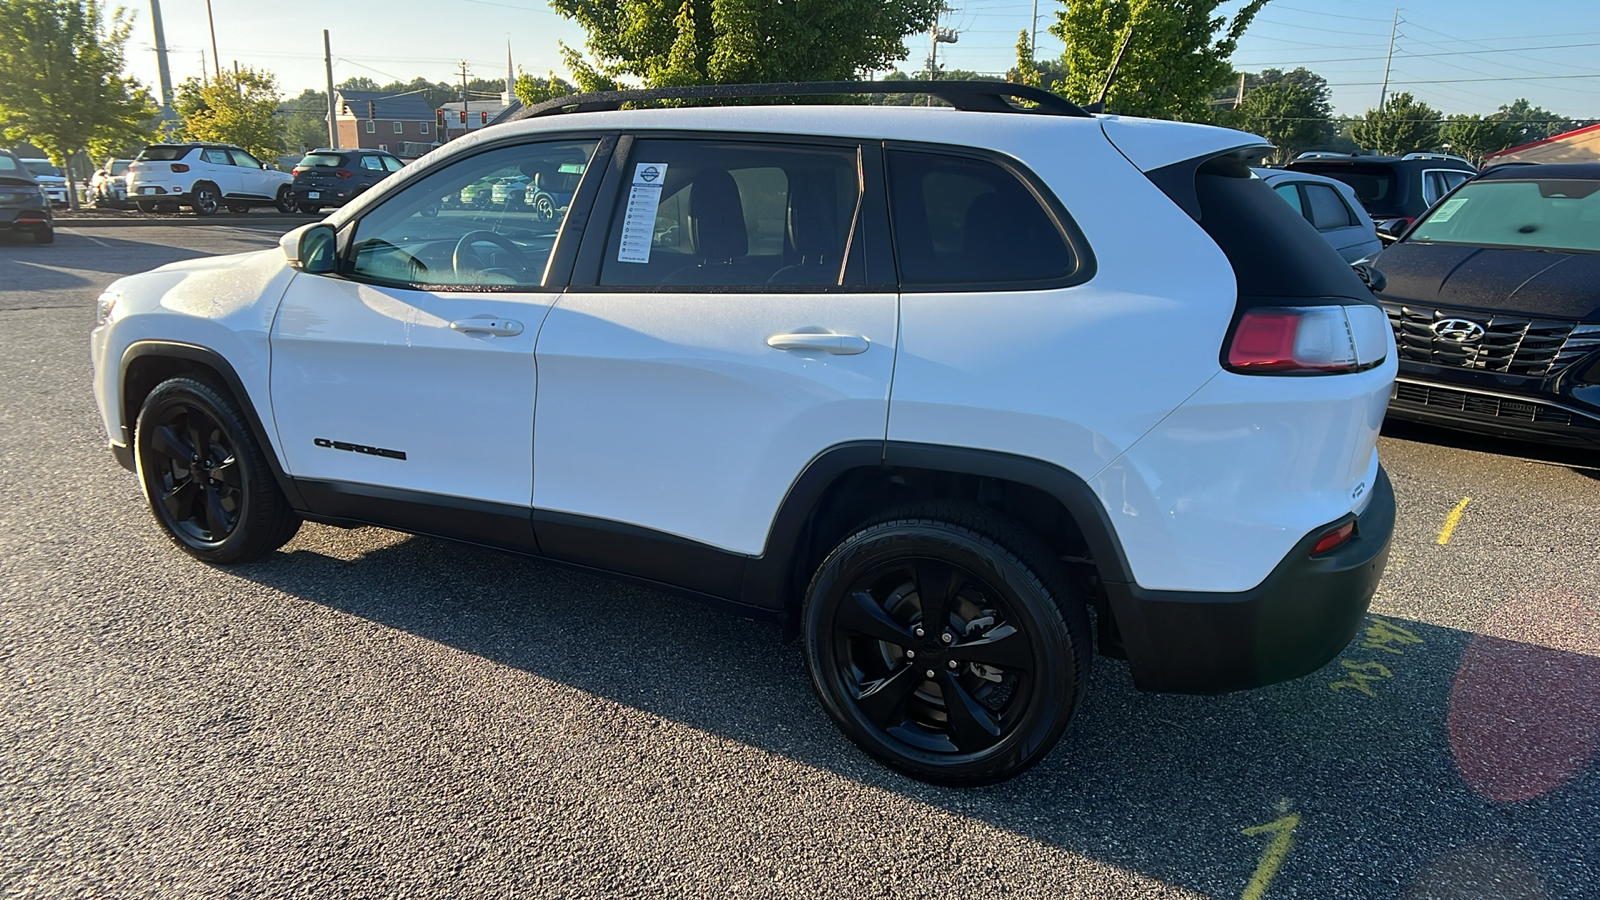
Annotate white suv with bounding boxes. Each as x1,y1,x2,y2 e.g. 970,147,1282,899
126,142,294,216
90,83,1396,785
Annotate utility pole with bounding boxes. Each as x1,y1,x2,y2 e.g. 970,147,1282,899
925,4,957,86
1235,71,1246,108
1030,0,1039,57
1379,7,1399,108
205,0,220,79
323,29,338,149
200,49,207,88
147,0,175,121
458,60,472,125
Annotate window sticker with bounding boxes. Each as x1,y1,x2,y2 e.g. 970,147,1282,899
617,163,669,263
1430,197,1469,223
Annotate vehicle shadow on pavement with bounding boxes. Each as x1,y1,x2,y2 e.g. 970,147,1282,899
0,232,220,275
1383,419,1600,481
241,533,1600,900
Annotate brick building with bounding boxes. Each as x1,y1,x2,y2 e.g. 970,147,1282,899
334,90,439,158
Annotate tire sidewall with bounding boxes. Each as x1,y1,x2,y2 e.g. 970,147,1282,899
274,185,295,213
192,183,219,217
134,381,257,562
803,520,1079,784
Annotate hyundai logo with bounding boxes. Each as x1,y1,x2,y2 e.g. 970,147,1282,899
1432,318,1486,342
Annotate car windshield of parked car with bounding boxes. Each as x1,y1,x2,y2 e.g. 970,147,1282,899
1408,179,1600,253
24,161,60,178
136,146,189,162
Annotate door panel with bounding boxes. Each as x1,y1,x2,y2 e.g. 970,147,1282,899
532,290,896,554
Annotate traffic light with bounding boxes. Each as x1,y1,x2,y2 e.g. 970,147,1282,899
458,109,466,124
436,109,447,131
480,110,488,126
367,101,375,120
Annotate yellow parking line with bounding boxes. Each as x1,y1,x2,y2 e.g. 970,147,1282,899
1436,497,1471,545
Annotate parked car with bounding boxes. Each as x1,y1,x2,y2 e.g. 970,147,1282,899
290,148,403,214
1255,167,1383,262
0,149,53,243
91,158,135,209
1286,153,1477,233
20,158,69,206
1369,162,1600,447
88,82,1395,786
126,142,294,216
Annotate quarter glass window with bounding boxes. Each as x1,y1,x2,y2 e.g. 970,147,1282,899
887,149,1077,287
346,139,598,289
599,140,861,288
1274,183,1304,215
1305,183,1355,230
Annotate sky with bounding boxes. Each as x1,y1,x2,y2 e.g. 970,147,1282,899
124,0,1599,120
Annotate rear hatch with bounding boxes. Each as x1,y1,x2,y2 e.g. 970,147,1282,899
294,153,352,189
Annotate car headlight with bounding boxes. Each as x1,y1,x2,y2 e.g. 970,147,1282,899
94,290,120,326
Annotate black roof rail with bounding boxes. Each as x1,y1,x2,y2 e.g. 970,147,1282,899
514,80,1091,121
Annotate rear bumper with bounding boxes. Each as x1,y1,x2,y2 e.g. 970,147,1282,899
292,187,352,204
0,206,52,230
1109,466,1394,694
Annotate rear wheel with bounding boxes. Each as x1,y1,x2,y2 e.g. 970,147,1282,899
273,185,295,213
134,377,301,564
191,182,220,217
226,202,250,214
803,505,1091,786
296,203,321,215
31,226,54,244
136,198,161,214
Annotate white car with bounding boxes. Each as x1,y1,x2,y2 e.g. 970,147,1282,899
90,82,1397,785
1254,167,1383,263
20,158,69,206
126,142,294,216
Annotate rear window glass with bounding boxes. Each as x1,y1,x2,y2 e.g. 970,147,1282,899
137,146,189,162
110,160,131,175
300,153,345,168
1408,179,1600,253
1293,164,1397,207
0,156,20,173
887,149,1078,287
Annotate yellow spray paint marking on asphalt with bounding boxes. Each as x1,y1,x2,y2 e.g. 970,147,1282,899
1436,497,1472,545
1241,811,1301,900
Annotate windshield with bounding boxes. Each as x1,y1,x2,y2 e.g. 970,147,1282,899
137,146,189,162
23,161,61,178
1408,179,1600,253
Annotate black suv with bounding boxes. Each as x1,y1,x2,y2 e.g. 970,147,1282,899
1371,163,1600,447
291,149,404,214
0,149,52,243
1287,153,1477,231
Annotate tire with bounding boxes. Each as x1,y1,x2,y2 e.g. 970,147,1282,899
533,193,556,222
273,185,295,214
802,504,1091,786
31,227,53,244
226,202,250,214
191,182,221,217
296,203,321,215
136,198,161,214
134,377,301,564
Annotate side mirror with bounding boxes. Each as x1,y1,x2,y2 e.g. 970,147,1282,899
1375,219,1407,244
280,222,337,274
1352,262,1386,294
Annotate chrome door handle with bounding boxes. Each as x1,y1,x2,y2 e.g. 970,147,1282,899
766,332,870,355
450,317,523,337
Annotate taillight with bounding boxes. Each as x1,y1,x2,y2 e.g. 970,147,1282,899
170,163,189,173
1224,305,1389,375
1311,521,1356,555
292,166,306,175
335,170,353,179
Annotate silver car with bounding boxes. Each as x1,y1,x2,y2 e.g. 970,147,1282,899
1254,167,1382,263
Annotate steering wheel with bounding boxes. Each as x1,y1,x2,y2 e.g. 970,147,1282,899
452,230,533,280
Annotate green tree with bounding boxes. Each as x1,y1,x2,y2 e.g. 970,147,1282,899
550,0,941,90
0,0,157,208
1492,98,1576,146
513,72,578,107
175,66,285,163
1350,92,1441,156
1050,0,1271,120
1236,81,1328,163
1439,114,1517,165
279,87,329,153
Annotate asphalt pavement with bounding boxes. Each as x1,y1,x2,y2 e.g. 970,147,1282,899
1,226,1596,899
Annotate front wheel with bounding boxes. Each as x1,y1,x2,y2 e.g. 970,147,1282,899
274,185,295,213
134,377,301,564
803,505,1091,786
191,182,220,217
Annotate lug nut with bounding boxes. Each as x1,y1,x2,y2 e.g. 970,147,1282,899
905,650,916,659
941,633,952,644
914,626,925,638
947,660,958,669
924,669,936,679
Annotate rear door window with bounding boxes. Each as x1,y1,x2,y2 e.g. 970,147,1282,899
886,148,1081,288
597,139,862,288
361,155,386,172
1305,183,1356,230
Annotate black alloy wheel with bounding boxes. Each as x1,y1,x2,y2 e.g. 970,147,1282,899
191,182,220,217
226,202,250,214
135,377,301,564
274,185,295,213
533,193,556,222
804,506,1090,785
